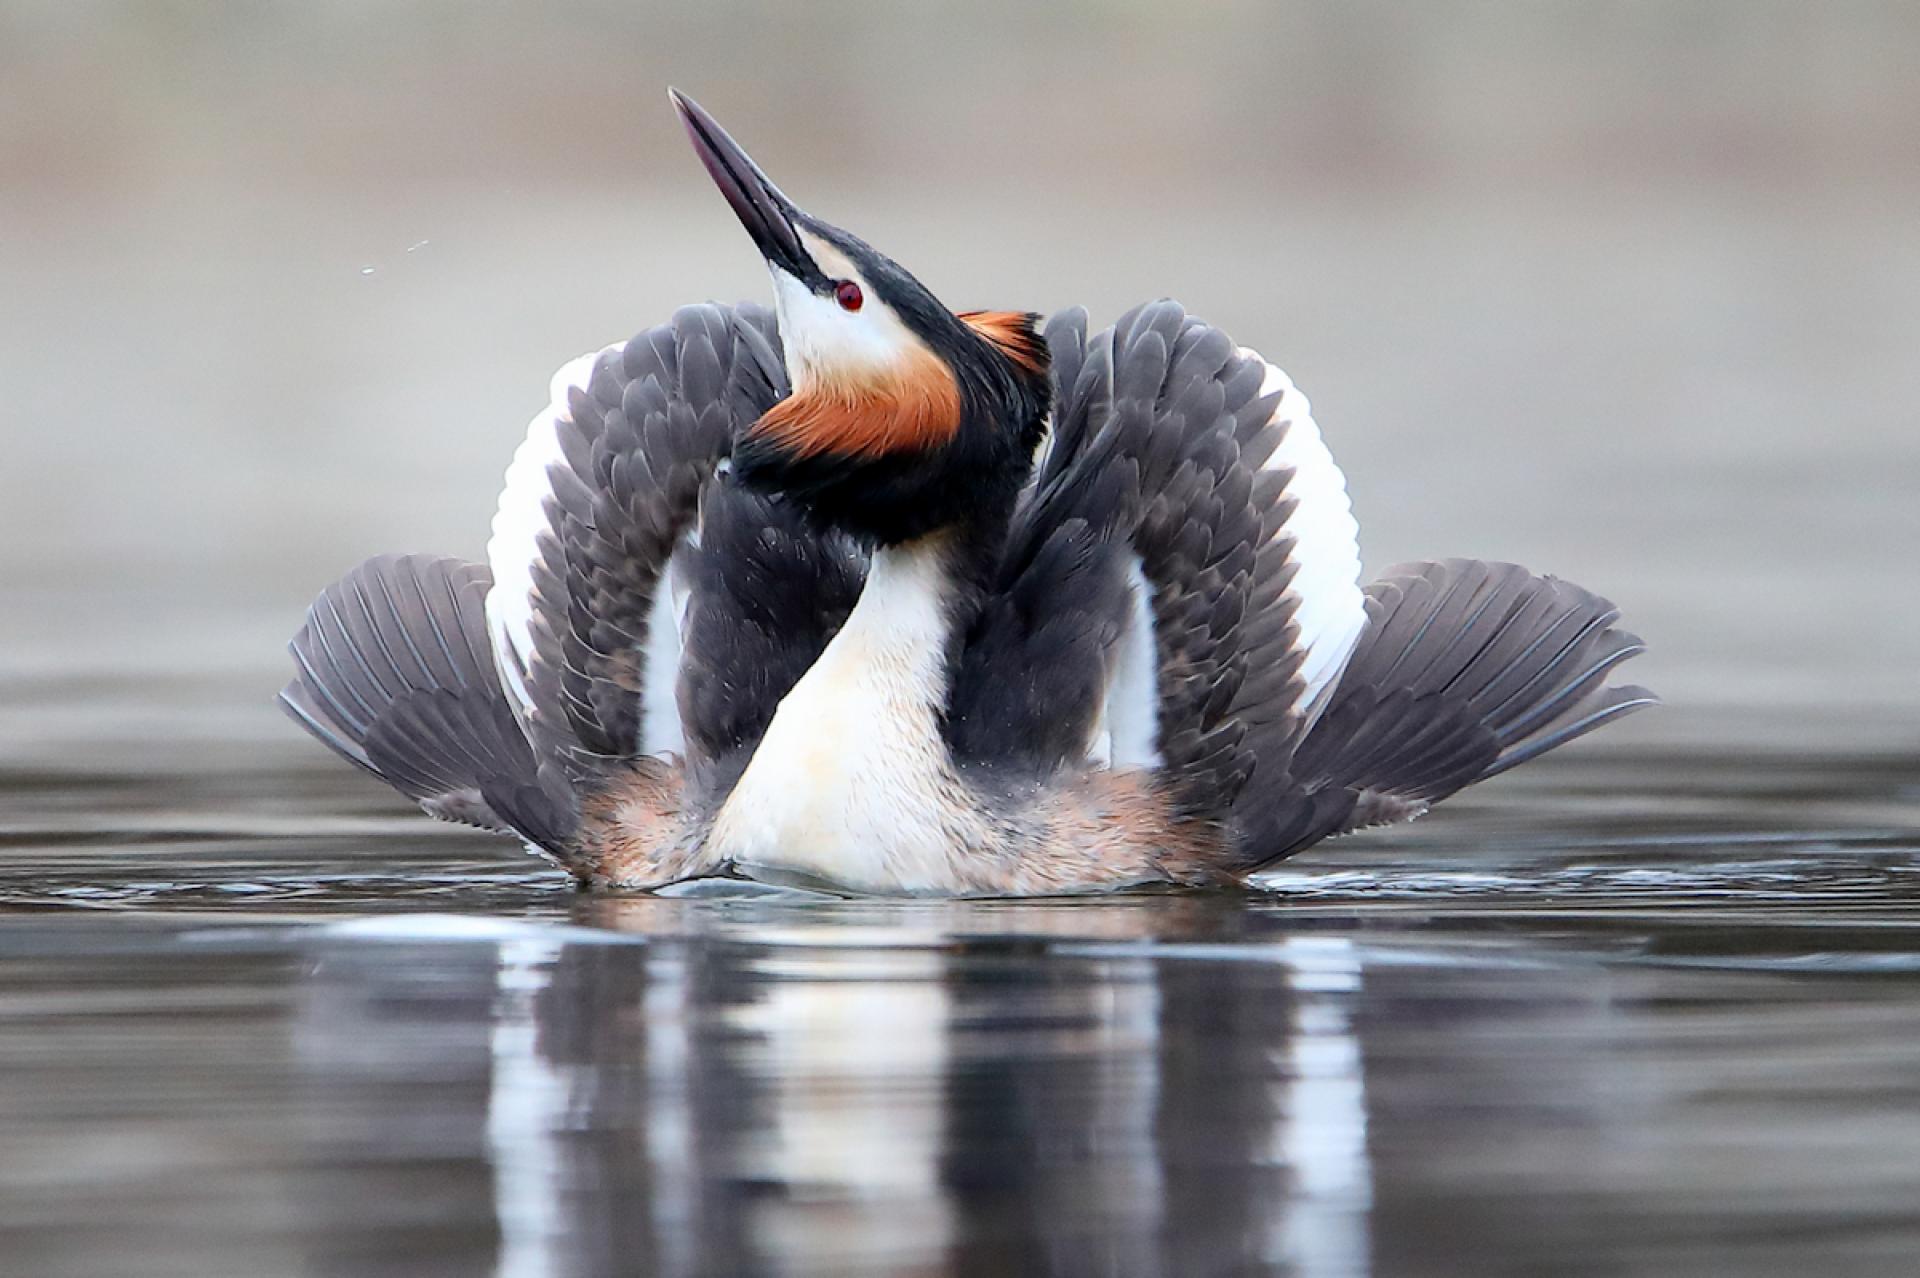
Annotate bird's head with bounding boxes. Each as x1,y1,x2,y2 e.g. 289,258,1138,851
671,89,1052,546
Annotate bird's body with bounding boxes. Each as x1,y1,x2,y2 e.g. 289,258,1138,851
281,95,1653,896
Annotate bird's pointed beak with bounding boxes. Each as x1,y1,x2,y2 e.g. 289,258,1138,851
669,89,819,284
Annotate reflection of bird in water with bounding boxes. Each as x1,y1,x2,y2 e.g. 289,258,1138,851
279,91,1653,896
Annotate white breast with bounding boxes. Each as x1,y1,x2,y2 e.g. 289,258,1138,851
708,538,980,894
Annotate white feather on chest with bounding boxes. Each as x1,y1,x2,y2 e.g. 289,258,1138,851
709,537,982,894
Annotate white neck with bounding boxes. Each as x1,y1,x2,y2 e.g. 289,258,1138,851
806,535,956,704
710,534,985,893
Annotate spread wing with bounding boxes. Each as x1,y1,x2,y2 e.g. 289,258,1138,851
484,301,860,797
280,553,576,851
946,302,1652,871
1243,559,1657,866
947,301,1367,821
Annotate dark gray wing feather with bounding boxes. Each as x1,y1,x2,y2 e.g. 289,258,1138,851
515,303,787,781
950,302,1326,820
674,480,867,786
279,554,575,849
521,312,729,763
510,301,866,802
1235,559,1655,869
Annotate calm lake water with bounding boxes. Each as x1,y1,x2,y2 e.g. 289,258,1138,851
3,716,1918,1277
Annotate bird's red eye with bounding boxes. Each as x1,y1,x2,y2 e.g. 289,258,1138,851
834,280,863,311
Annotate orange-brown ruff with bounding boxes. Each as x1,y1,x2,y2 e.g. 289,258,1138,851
749,344,961,459
748,312,1041,463
959,310,1050,375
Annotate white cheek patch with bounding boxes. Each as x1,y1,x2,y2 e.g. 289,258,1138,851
770,233,925,391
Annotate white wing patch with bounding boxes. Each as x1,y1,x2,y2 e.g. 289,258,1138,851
483,342,690,759
639,549,689,758
1240,349,1367,720
1101,555,1163,770
1092,350,1365,772
485,346,610,720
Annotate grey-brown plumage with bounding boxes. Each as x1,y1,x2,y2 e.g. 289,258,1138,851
520,304,869,794
517,305,776,776
281,304,866,877
956,308,1245,786
956,303,1337,814
1234,560,1654,869
279,554,574,849
953,303,1655,877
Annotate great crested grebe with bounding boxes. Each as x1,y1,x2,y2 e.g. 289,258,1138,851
280,91,1654,895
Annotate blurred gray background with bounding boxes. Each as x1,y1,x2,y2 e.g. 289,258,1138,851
2,1,1916,770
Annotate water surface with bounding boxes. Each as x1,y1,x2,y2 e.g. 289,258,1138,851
3,736,1917,1278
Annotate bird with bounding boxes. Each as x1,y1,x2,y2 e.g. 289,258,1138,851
279,90,1655,896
